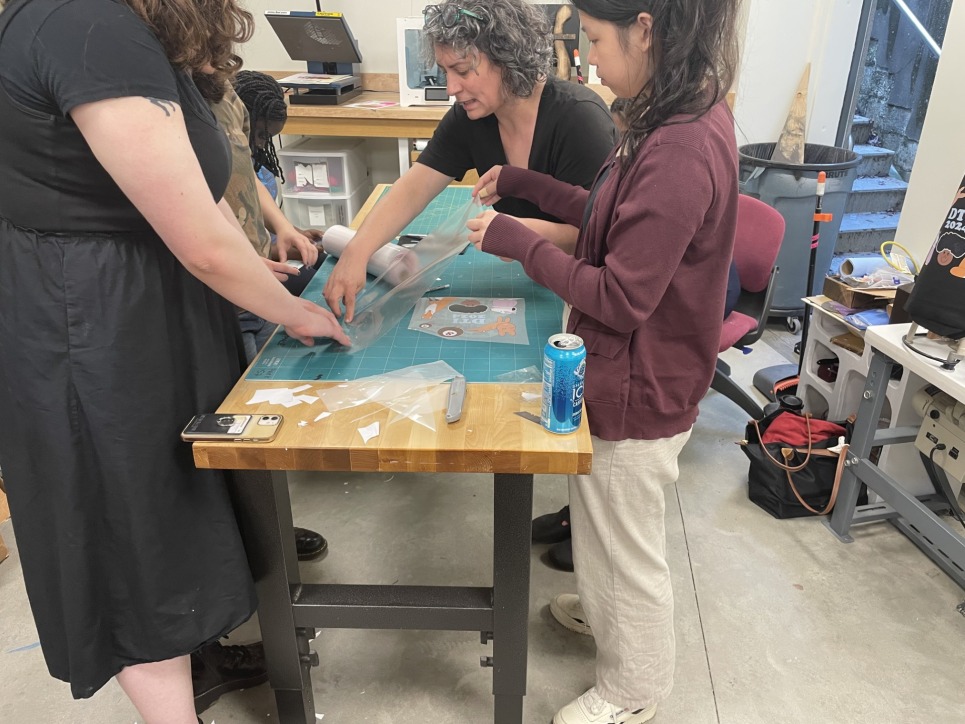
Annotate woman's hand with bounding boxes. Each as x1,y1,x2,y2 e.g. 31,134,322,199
285,298,352,347
262,258,298,282
322,251,368,322
473,165,503,207
275,226,319,266
467,210,500,251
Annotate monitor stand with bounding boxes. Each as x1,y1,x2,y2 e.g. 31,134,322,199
284,61,363,106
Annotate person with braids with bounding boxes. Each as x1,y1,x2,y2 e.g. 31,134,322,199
203,70,329,562
467,1,740,722
323,0,617,322
209,70,324,359
0,0,349,722
233,69,290,203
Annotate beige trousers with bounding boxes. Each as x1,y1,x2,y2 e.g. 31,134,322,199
568,430,692,710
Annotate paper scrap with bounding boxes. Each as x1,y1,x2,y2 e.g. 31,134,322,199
359,421,380,443
314,412,332,422
298,421,309,427
246,386,320,408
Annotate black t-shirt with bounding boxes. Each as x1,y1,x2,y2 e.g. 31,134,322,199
416,76,617,222
0,0,229,233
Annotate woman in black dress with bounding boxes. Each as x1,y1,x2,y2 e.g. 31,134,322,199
0,0,348,721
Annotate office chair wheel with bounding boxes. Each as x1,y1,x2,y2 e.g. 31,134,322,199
785,317,802,334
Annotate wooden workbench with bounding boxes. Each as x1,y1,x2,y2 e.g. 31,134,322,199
191,185,592,723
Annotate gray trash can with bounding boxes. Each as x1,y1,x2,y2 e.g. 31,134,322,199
738,143,860,322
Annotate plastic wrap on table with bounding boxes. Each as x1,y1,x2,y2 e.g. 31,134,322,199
317,361,461,431
343,196,483,349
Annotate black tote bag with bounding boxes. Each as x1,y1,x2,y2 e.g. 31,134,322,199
905,172,965,339
740,410,865,519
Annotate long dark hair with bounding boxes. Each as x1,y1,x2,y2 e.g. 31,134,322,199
570,0,739,169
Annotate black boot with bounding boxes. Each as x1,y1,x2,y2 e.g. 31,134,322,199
547,538,574,572
192,641,268,713
531,506,571,544
295,527,328,560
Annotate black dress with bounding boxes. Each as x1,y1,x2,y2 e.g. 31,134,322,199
0,0,256,698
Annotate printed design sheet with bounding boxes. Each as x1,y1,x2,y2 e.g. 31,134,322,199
408,297,528,345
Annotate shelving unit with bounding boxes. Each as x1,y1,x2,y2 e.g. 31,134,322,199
797,297,936,497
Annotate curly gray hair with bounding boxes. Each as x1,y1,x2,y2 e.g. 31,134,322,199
422,0,552,99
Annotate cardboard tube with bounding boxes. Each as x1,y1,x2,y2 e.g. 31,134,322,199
840,256,890,278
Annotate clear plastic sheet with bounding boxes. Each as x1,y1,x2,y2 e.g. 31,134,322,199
317,361,460,432
495,365,542,383
343,196,483,349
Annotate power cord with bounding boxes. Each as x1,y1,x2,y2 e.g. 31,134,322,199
880,240,920,275
902,332,961,370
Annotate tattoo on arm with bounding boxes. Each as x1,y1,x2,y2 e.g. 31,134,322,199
146,97,177,116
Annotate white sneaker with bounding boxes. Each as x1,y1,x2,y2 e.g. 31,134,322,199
553,686,657,724
550,593,593,636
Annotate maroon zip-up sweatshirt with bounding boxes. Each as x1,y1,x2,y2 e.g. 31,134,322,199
482,101,738,441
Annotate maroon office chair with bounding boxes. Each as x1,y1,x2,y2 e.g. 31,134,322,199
711,194,785,419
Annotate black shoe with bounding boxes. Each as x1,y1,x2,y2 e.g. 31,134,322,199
547,538,574,572
531,506,571,544
192,641,268,713
295,527,327,561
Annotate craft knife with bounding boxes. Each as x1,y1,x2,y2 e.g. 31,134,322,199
446,375,466,424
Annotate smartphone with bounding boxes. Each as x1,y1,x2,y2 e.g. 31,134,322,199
181,413,283,442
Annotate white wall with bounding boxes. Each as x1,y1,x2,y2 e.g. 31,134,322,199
735,0,863,147
244,0,865,145
244,0,961,247
241,0,432,72
241,1,592,72
892,0,965,261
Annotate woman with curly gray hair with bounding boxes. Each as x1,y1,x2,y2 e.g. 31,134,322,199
324,0,616,322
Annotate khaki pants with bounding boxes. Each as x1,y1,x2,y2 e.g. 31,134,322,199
569,430,692,710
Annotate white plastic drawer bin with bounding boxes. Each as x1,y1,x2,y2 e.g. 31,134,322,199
277,138,369,197
283,184,371,229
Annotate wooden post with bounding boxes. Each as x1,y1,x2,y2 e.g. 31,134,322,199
553,6,572,81
771,64,810,165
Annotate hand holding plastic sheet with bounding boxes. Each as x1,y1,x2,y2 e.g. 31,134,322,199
343,195,483,349
318,361,461,432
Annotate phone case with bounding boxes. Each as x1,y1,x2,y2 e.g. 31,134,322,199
181,413,283,442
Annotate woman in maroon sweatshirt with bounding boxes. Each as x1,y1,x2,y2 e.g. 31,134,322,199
468,1,741,723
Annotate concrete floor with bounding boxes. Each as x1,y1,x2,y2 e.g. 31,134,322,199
1,332,964,723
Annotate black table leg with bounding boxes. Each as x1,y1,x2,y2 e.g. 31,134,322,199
230,469,316,724
491,473,534,724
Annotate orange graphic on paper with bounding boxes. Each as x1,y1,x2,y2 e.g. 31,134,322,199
468,317,517,337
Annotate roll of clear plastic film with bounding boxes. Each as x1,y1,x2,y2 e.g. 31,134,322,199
321,225,415,286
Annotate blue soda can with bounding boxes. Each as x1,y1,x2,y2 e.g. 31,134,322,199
541,333,586,434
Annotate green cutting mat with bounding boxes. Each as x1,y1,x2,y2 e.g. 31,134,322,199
247,186,564,383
